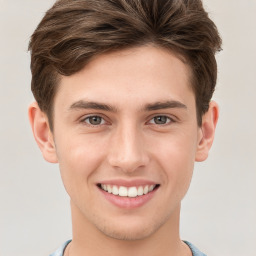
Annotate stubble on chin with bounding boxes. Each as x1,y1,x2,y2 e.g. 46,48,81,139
91,213,171,242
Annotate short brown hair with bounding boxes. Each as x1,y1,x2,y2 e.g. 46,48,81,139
29,0,222,129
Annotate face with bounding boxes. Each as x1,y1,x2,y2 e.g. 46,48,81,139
50,46,203,240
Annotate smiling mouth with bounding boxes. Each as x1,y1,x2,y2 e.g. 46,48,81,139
97,184,160,198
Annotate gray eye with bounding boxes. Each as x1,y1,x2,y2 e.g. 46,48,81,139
152,116,170,124
86,116,103,125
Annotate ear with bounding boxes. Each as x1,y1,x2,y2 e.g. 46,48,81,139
195,101,219,162
28,102,58,163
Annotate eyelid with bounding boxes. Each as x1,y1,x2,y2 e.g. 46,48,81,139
80,114,109,126
78,113,177,126
147,114,176,125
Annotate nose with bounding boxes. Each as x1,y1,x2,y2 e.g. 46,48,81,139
107,123,149,173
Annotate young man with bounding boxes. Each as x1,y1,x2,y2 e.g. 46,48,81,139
28,0,221,255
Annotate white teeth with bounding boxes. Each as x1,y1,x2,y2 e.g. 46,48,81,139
137,186,144,196
100,184,157,197
128,187,137,197
119,186,128,197
143,185,149,194
107,185,112,193
149,185,154,192
112,185,119,195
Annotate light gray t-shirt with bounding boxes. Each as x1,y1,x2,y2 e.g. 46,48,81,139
49,240,207,256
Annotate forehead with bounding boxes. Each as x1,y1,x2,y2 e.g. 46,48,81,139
55,45,194,110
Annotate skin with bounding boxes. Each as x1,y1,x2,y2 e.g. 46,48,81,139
29,45,218,256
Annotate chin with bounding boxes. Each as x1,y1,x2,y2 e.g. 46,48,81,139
98,226,153,241
94,216,166,241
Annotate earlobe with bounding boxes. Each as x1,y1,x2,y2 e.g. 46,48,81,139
195,101,219,162
28,102,58,163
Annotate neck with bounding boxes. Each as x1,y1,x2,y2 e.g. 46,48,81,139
68,201,191,256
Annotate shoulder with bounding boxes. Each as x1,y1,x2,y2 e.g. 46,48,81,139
49,240,71,256
184,241,207,256
50,240,206,256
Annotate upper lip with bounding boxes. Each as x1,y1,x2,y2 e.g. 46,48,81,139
97,179,159,187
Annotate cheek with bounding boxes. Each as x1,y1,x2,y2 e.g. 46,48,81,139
56,131,106,167
150,132,197,195
55,134,107,193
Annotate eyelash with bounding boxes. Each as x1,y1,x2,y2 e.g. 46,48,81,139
81,115,107,126
80,115,174,127
148,115,173,125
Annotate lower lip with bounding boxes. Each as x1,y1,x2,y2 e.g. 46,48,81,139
98,186,159,209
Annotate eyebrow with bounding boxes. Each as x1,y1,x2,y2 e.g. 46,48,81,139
69,100,187,112
144,100,187,111
69,100,118,112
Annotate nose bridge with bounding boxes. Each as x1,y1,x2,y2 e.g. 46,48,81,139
108,121,148,172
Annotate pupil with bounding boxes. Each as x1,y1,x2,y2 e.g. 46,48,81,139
89,116,101,125
154,116,167,124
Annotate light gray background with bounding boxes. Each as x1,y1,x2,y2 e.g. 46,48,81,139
0,1,255,255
